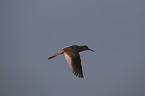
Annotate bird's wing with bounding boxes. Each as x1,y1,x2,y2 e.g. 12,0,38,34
48,49,64,59
63,51,83,78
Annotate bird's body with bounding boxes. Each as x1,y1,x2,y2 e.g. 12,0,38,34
48,45,94,78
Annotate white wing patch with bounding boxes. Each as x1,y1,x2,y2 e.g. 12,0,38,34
63,52,73,71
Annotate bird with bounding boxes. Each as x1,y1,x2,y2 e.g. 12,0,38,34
48,45,94,78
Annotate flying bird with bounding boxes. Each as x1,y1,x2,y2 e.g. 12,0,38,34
48,45,94,78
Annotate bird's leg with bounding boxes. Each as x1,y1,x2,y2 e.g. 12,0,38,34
48,55,56,60
48,49,64,60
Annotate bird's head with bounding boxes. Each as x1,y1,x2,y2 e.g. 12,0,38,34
80,45,94,52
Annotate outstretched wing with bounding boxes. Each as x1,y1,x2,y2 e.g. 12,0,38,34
64,51,83,78
48,49,64,60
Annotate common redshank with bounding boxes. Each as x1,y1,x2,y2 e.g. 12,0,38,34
48,45,94,78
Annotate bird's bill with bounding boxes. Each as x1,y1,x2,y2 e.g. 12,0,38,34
88,49,94,52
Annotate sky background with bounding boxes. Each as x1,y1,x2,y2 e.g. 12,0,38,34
0,0,145,96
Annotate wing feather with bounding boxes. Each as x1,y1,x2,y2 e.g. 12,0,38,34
64,52,83,78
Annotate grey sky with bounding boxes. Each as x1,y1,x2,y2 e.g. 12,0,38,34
0,0,145,96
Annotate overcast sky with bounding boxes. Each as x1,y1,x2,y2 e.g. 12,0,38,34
0,0,145,96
